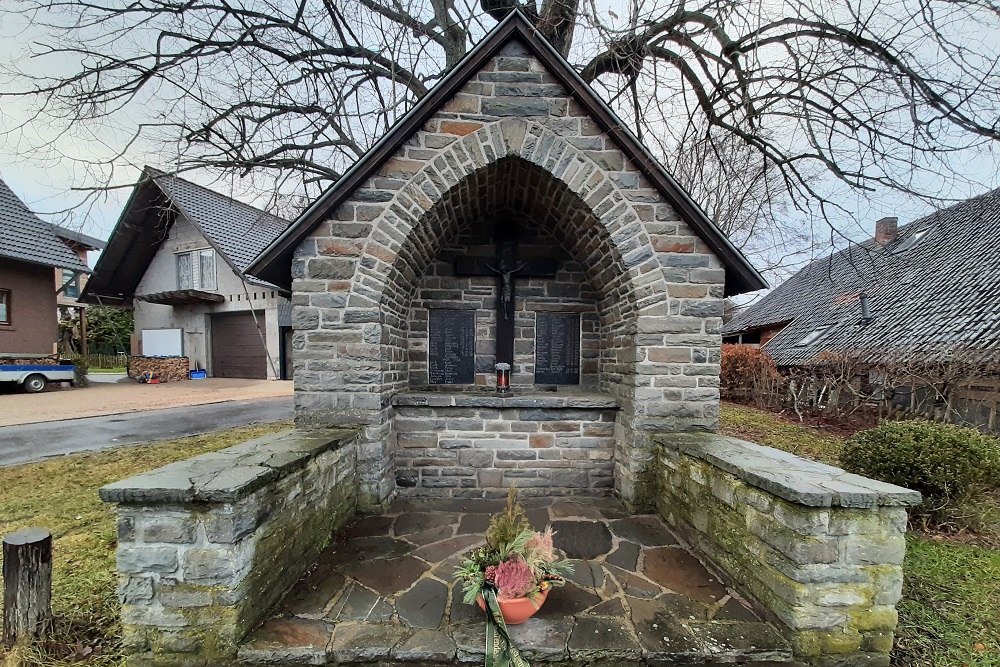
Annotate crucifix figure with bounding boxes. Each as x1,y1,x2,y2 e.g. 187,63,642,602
454,223,558,370
486,259,526,321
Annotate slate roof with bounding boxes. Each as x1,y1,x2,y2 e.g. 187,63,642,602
248,10,766,296
723,188,1000,365
80,167,291,305
148,168,289,273
0,176,91,272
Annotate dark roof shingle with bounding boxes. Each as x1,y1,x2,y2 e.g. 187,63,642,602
0,177,91,272
149,168,290,273
724,188,1000,364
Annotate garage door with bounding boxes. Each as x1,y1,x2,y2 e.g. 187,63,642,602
211,311,267,379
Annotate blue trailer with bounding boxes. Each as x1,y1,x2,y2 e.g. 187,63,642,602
0,363,76,393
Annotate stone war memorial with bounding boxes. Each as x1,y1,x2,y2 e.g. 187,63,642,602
99,11,921,667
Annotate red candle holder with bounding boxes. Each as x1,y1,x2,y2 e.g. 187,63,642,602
495,362,511,396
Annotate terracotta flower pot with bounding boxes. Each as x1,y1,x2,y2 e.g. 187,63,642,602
477,587,550,625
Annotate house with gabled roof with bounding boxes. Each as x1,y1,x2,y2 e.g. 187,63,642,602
0,176,94,355
81,167,293,379
723,191,1000,364
724,191,1000,430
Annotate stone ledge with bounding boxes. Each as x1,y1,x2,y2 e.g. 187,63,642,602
654,432,921,508
392,391,619,410
100,428,359,505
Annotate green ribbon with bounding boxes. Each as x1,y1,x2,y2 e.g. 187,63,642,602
482,588,531,667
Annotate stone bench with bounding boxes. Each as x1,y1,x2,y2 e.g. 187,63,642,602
654,433,921,667
99,428,359,666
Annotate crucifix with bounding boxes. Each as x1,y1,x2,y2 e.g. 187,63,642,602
454,223,558,370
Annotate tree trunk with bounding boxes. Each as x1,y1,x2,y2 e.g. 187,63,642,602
3,528,52,647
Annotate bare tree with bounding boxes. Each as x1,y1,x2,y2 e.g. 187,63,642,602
3,0,1000,239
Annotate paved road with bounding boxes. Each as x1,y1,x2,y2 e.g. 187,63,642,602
0,396,293,467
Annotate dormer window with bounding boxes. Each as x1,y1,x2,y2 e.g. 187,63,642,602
891,228,929,254
795,323,836,347
177,249,217,291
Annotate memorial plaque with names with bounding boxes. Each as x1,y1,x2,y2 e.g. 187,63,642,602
535,312,581,384
428,309,475,384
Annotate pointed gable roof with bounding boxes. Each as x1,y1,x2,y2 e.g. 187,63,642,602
247,10,766,296
0,176,91,272
80,167,290,305
724,188,1000,365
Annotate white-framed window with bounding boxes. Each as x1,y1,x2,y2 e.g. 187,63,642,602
61,269,80,298
0,288,10,325
176,249,217,290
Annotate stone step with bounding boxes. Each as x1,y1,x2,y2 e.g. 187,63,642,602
238,618,799,666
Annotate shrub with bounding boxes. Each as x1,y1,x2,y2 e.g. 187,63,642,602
720,344,783,406
840,420,1000,515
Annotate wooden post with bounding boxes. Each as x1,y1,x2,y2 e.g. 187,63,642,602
2,528,52,647
79,306,89,357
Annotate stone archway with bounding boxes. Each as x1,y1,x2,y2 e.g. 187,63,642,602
296,119,724,510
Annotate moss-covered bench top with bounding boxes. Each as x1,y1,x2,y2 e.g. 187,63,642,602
100,428,357,505
655,432,921,509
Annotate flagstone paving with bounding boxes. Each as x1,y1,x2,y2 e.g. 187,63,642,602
238,497,798,665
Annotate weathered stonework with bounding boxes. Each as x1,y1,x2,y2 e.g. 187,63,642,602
391,392,617,495
406,221,602,389
292,40,725,509
654,433,921,666
99,429,359,665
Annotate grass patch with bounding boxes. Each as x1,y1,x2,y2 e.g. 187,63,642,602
86,368,126,374
719,401,844,465
722,402,1000,667
894,536,1000,666
0,421,290,667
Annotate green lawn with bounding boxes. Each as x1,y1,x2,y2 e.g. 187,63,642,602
1,407,996,666
0,422,290,667
722,402,1000,667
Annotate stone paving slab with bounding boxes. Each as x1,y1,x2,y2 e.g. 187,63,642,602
238,497,793,666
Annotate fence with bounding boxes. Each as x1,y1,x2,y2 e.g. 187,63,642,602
68,353,129,369
722,345,1000,434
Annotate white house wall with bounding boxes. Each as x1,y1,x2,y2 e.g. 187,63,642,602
133,213,285,379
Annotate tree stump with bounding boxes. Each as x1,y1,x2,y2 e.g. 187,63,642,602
2,528,52,647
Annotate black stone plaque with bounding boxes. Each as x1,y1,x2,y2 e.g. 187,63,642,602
428,309,475,384
535,312,581,385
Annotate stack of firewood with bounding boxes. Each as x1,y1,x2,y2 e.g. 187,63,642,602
127,356,190,382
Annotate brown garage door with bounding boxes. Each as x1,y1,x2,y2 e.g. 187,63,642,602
211,311,267,379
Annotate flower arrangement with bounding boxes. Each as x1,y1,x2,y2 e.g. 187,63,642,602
454,486,574,608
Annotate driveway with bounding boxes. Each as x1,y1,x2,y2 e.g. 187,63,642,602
0,378,293,427
0,397,293,467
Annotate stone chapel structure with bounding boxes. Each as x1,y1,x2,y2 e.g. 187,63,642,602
101,13,917,667
249,11,767,511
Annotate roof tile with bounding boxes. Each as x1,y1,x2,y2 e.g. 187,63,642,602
0,177,92,271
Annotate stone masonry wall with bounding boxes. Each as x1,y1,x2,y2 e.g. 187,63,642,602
292,38,727,508
392,393,616,495
408,219,600,388
654,433,921,666
100,429,359,666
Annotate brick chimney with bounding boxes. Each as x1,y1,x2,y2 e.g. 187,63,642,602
874,216,898,245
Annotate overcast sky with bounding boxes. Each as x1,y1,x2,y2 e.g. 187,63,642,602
2,2,999,279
